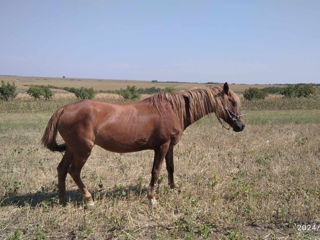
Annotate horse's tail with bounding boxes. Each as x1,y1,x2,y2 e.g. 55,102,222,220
41,107,66,152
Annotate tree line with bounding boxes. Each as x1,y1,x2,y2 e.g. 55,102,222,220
243,84,317,100
0,81,317,102
0,82,175,101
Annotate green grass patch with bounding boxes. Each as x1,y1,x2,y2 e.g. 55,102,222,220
0,99,73,113
196,110,320,126
244,110,320,125
0,113,49,133
242,95,320,111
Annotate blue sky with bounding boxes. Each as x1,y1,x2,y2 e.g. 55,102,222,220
0,0,319,84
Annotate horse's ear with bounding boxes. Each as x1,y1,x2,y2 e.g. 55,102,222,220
223,82,229,94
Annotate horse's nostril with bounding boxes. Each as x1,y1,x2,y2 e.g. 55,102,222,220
233,122,245,132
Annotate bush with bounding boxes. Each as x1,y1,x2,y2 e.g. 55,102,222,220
296,84,316,97
27,86,43,99
63,87,95,99
164,87,175,93
281,84,316,98
74,87,95,99
261,86,284,94
137,87,162,94
42,86,53,100
101,86,176,96
63,87,77,93
0,81,17,101
27,86,53,100
281,85,298,98
118,86,141,100
135,87,176,94
243,88,268,100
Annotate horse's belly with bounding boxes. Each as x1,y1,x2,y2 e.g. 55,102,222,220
94,117,174,153
95,135,152,153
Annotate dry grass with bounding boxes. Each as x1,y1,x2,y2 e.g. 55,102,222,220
0,108,320,239
0,76,318,239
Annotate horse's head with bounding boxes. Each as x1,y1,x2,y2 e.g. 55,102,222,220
218,82,245,132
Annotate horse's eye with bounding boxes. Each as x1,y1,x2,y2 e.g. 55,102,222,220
231,101,236,107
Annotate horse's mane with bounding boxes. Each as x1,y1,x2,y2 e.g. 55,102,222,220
142,86,239,128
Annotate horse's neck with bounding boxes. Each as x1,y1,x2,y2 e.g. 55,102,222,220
183,95,219,129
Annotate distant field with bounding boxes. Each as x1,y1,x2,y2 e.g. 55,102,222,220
0,75,285,93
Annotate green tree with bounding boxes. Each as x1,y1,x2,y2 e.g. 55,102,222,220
0,81,17,101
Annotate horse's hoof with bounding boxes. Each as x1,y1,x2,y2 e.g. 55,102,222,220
59,197,67,206
149,198,158,207
85,201,95,209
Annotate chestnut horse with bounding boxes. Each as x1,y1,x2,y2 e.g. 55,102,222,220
42,83,244,207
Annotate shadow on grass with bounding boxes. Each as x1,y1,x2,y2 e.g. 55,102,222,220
0,190,81,207
93,184,149,201
0,184,149,208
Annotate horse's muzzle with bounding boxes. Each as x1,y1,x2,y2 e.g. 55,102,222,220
233,121,245,132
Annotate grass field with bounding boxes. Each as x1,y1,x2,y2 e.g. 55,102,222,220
0,78,320,239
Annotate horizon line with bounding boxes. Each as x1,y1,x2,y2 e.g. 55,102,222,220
0,74,318,86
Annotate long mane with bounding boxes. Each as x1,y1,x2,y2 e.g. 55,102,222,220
142,86,236,129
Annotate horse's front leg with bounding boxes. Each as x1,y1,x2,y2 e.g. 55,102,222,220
148,142,170,205
165,145,175,189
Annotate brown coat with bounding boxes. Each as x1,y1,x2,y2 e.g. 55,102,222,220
41,83,244,206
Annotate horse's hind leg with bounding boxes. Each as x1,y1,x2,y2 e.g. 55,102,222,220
57,150,72,205
165,145,175,189
68,151,94,207
148,142,170,205
59,119,95,206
